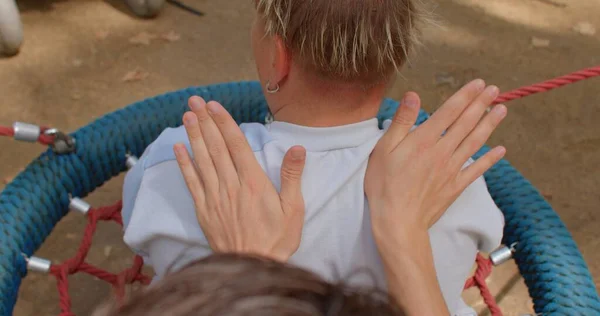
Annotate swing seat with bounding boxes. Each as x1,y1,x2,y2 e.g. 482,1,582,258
0,81,598,315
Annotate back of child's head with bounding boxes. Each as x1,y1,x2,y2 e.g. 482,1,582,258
93,253,404,316
255,0,427,84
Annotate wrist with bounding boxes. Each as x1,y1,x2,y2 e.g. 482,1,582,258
375,230,450,316
372,214,428,249
375,227,430,263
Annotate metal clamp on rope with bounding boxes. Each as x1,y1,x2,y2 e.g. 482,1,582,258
489,242,518,266
69,196,91,215
22,254,52,274
125,153,139,170
13,122,41,142
44,128,76,154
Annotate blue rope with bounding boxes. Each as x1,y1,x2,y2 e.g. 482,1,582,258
0,81,598,315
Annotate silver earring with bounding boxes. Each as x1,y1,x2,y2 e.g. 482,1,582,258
265,81,280,94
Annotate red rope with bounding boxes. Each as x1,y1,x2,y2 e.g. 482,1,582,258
0,125,56,145
0,126,13,137
464,254,502,316
493,65,600,104
48,201,150,315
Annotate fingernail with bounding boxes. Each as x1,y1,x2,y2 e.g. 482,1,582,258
487,85,499,97
493,104,507,117
403,94,418,108
189,98,204,111
290,147,305,161
174,145,185,157
473,79,485,91
207,102,220,114
183,113,197,125
494,146,506,156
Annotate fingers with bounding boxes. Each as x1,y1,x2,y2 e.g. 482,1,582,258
182,111,219,190
441,85,499,150
279,146,306,214
202,100,261,179
380,92,421,150
451,104,507,168
421,79,486,140
188,96,239,187
173,144,206,208
458,146,506,187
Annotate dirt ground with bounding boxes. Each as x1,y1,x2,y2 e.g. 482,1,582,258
0,0,598,315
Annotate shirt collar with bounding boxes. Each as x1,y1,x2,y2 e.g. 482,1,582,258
267,118,381,152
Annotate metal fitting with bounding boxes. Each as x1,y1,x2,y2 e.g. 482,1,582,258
13,122,41,142
44,128,76,154
490,242,518,266
125,154,139,170
69,197,91,215
25,255,52,273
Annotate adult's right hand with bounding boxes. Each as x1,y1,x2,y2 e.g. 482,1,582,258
174,96,307,262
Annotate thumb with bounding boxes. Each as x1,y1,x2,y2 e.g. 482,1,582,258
279,146,306,213
381,92,421,149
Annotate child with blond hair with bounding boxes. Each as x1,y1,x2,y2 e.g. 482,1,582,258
123,1,506,314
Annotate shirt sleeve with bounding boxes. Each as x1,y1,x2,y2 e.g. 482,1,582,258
122,127,213,278
429,169,504,314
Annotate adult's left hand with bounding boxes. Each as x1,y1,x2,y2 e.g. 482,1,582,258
173,96,307,262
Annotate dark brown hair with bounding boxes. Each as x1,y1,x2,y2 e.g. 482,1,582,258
93,253,404,316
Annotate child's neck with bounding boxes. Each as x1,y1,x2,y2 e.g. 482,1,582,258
273,103,380,127
269,77,388,127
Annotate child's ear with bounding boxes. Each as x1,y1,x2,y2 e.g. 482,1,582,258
272,35,291,84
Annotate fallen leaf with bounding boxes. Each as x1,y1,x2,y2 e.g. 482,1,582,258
542,191,553,200
95,30,109,40
531,37,550,48
104,246,113,257
534,0,567,8
122,68,150,82
435,72,458,88
2,168,24,184
573,22,596,36
161,30,181,42
129,31,157,46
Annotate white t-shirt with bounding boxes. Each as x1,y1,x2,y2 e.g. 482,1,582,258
122,118,504,315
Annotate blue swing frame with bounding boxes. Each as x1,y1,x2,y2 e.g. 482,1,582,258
0,81,598,315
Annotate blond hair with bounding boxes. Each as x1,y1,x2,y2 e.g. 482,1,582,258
256,0,427,83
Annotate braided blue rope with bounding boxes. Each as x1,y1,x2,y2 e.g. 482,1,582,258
0,81,598,315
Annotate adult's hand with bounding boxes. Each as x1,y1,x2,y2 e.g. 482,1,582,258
173,96,307,262
365,79,507,316
366,79,506,235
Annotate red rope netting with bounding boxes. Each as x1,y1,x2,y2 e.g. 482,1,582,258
48,202,150,316
3,65,599,316
46,201,495,316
